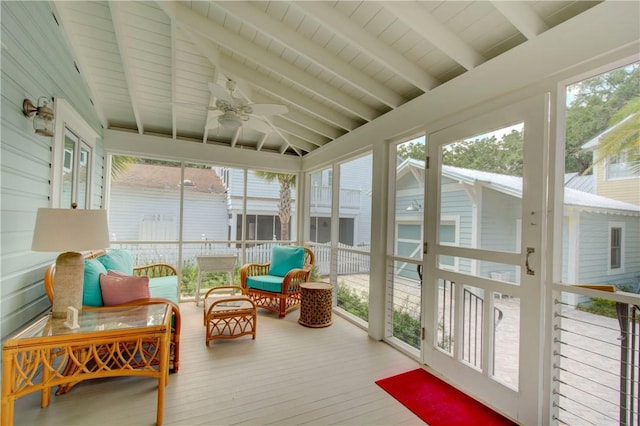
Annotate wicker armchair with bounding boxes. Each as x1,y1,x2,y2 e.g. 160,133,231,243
240,246,314,318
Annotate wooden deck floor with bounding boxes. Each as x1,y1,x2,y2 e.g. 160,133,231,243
13,303,423,425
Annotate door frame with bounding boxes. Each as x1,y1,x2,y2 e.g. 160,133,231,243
422,94,550,425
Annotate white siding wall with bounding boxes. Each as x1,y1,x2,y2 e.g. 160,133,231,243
108,187,228,241
1,2,104,338
578,212,640,287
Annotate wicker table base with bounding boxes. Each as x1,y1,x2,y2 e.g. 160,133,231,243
298,282,333,328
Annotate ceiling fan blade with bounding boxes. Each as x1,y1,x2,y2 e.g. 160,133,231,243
207,82,233,103
246,103,288,116
244,116,273,134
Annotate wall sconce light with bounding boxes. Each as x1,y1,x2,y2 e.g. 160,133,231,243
23,97,55,137
406,200,423,211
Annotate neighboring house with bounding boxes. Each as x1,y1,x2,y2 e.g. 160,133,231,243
307,156,373,246
216,155,373,246
581,114,640,206
108,163,228,242
397,159,640,289
215,167,300,242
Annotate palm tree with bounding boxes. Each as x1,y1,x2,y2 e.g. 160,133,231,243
583,98,640,175
254,172,296,241
111,155,135,179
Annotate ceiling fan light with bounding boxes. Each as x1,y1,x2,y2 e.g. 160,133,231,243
218,112,242,130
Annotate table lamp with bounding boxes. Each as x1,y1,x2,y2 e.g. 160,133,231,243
32,206,110,318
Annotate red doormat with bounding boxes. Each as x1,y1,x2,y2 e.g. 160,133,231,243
375,368,517,426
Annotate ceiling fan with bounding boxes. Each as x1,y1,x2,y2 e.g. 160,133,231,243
206,80,288,133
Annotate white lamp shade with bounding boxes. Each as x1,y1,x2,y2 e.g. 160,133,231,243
32,208,110,252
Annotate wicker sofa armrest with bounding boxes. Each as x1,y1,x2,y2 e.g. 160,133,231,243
133,263,177,278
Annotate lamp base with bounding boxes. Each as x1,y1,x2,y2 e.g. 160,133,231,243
52,252,84,319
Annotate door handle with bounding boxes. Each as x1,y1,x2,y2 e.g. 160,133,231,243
525,247,535,276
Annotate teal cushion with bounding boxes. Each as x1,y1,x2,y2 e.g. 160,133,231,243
97,249,134,275
268,246,305,277
247,275,285,293
149,275,179,305
83,259,107,306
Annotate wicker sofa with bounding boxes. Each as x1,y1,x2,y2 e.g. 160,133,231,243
44,249,181,375
240,246,314,318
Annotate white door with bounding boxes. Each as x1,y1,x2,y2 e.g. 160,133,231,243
423,95,549,425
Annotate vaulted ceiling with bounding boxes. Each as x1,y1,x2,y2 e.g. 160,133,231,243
53,1,600,157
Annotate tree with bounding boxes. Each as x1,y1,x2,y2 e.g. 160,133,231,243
442,130,524,176
397,141,425,161
111,155,135,179
254,172,296,241
565,63,639,173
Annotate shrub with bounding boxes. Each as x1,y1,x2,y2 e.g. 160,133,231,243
336,283,421,349
393,307,421,349
337,283,368,321
181,262,240,297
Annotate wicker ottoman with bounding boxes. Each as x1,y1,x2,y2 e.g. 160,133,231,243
203,286,256,345
298,282,333,328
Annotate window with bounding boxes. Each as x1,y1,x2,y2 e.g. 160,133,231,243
61,128,92,209
52,98,98,209
609,223,624,272
606,150,640,180
237,214,283,241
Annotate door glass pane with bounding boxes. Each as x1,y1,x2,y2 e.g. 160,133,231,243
77,142,90,209
440,124,524,254
436,256,521,285
437,278,455,355
492,293,520,390
309,168,332,244
108,156,181,265
555,61,639,424
390,137,425,350
389,259,421,349
462,285,484,371
562,62,640,285
394,137,425,257
249,170,296,243
62,129,77,209
337,154,373,323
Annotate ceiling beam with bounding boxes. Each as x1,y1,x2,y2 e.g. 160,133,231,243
155,1,177,139
109,2,144,134
282,134,318,153
256,134,268,151
293,1,439,92
172,3,376,122
271,117,328,147
216,1,405,108
491,1,549,40
278,111,344,140
51,4,109,128
382,1,485,70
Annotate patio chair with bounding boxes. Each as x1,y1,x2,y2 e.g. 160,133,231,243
240,246,314,318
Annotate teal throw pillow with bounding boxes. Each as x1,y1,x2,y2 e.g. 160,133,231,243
83,258,107,306
97,249,134,275
268,246,305,277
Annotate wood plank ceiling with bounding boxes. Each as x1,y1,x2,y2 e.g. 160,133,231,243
52,1,600,157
